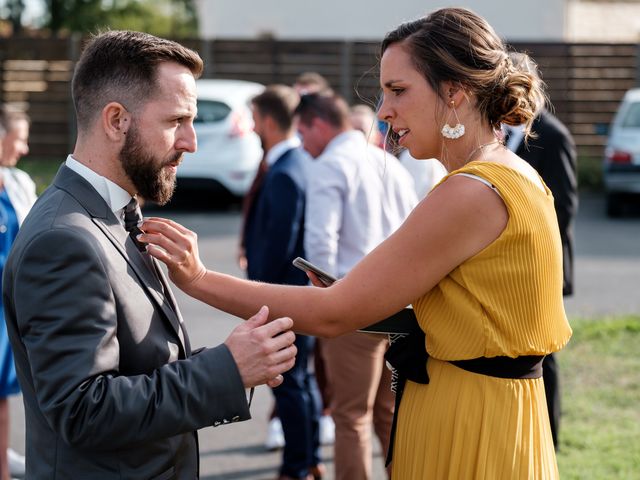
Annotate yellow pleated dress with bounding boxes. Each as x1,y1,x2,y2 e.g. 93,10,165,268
391,162,572,480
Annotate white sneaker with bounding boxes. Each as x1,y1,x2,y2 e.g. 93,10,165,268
264,417,285,451
319,415,335,445
8,448,25,478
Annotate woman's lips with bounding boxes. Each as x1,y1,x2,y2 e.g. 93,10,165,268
395,128,409,145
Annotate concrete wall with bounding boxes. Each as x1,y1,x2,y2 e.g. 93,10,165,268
195,0,567,41
567,1,640,41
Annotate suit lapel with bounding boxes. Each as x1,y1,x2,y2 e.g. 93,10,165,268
54,166,187,356
95,219,186,339
152,260,191,355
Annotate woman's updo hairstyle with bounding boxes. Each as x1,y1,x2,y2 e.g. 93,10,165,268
381,7,546,133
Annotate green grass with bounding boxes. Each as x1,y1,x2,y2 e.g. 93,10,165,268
557,316,640,479
16,157,63,195
577,155,604,191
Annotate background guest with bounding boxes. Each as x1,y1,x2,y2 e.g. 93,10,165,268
349,103,447,200
504,52,578,449
245,85,323,480
0,106,34,480
349,104,385,148
294,71,336,448
293,72,331,96
397,150,447,200
238,71,336,452
296,92,417,480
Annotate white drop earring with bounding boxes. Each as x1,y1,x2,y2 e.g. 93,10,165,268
441,100,465,139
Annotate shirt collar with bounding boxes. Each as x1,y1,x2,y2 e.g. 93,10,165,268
504,124,526,152
322,129,365,155
265,136,301,166
65,155,133,221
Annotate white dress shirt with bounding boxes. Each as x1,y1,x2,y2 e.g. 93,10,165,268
265,136,302,167
505,124,526,152
304,130,417,278
65,155,133,225
398,151,448,199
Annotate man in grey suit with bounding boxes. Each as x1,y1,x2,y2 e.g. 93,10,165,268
2,31,297,479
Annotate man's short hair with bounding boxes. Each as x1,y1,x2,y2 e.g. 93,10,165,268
71,30,203,130
251,85,300,132
294,92,351,129
294,71,330,94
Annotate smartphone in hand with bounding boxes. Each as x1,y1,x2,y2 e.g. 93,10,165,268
292,257,337,287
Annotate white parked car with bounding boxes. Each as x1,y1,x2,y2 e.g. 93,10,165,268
603,88,640,216
177,79,264,198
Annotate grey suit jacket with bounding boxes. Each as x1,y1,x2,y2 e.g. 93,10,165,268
2,165,250,479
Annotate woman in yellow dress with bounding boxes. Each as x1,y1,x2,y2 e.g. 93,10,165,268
141,7,571,479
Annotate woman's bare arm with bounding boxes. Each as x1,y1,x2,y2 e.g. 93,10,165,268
140,175,507,337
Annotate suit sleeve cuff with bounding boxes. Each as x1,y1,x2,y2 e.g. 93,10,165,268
190,344,252,426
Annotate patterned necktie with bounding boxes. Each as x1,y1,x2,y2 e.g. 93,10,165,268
124,198,180,331
123,197,147,252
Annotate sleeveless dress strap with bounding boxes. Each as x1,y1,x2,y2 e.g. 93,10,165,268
455,172,502,197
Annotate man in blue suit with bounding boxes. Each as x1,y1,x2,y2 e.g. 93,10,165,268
245,85,322,480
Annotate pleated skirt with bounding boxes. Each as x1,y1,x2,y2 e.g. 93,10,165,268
391,358,558,480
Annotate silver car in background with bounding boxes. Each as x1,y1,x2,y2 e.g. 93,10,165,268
603,88,640,217
177,79,264,200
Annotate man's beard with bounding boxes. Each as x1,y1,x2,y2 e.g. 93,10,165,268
119,125,180,205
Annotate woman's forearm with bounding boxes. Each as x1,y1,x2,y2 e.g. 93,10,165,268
185,269,345,338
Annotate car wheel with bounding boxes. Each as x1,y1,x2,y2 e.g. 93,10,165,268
606,193,623,218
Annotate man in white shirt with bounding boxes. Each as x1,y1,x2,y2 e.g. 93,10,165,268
349,103,446,200
295,92,417,480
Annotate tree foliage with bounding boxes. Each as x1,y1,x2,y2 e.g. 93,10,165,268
45,0,198,36
1,0,26,34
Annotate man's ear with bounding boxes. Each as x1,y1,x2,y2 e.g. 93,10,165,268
102,102,130,142
311,116,327,133
263,113,276,132
312,117,335,150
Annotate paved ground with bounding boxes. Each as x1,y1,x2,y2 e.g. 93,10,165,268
8,191,640,479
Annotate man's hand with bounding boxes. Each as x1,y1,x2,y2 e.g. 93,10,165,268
225,306,297,388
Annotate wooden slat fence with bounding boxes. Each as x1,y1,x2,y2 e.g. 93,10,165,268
0,37,637,161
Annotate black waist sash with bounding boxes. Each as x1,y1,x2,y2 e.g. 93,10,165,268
383,330,544,466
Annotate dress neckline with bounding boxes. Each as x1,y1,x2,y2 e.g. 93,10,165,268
465,160,551,198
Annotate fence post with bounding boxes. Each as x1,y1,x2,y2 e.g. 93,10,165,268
201,38,214,78
341,41,353,104
636,43,640,87
270,38,280,84
67,33,81,151
0,40,5,105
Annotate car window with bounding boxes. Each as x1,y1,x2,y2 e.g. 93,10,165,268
621,102,640,128
195,100,231,123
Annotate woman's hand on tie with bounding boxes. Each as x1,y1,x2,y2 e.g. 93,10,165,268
139,217,207,293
